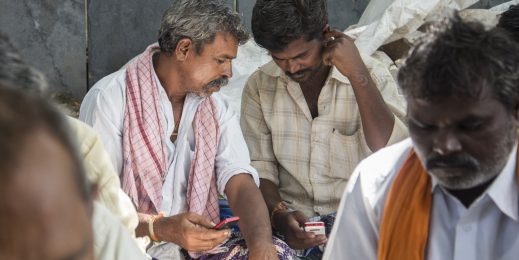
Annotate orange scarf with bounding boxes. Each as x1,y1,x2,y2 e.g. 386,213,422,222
378,148,519,260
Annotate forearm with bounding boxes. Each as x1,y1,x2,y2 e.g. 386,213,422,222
259,179,284,212
226,174,273,250
349,65,395,151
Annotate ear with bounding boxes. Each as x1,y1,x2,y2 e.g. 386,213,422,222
175,38,193,61
323,24,331,34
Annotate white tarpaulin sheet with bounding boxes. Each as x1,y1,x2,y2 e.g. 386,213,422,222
222,0,518,115
349,0,479,56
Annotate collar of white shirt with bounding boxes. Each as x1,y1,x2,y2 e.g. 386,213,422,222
430,143,519,222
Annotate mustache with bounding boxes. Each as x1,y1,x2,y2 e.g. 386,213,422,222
206,77,229,89
426,154,480,171
285,69,311,78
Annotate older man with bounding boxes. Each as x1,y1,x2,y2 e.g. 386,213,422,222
80,1,290,259
325,14,519,260
241,0,407,255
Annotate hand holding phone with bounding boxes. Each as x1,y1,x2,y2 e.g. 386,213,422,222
303,221,326,236
213,216,240,230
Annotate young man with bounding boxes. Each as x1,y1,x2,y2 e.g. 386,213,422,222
241,0,407,254
325,15,519,259
80,1,290,259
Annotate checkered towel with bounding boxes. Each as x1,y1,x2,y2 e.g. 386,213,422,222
122,43,220,219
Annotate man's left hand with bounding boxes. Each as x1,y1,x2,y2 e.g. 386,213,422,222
322,29,364,79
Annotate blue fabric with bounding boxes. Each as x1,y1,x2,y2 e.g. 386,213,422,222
219,198,240,232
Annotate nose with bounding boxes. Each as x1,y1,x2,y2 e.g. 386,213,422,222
222,61,232,78
432,130,462,155
287,59,300,74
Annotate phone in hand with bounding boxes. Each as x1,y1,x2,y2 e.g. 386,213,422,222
303,221,326,236
213,216,240,230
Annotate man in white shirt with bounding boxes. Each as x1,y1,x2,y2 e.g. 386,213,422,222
325,14,519,260
80,1,288,259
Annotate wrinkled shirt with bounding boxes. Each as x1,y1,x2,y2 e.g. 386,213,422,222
240,55,408,217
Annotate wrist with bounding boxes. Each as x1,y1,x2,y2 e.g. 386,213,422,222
148,212,165,242
270,202,289,229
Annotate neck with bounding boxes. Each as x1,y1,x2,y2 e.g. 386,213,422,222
446,177,496,208
300,64,331,90
153,52,187,103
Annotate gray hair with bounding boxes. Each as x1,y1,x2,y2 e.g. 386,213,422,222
0,33,48,95
158,0,249,54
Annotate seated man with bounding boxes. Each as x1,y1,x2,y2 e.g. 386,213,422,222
325,14,519,259
0,32,147,259
80,1,290,259
241,0,407,255
0,85,95,260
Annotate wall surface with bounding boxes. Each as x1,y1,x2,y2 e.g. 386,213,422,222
0,0,86,99
0,0,511,100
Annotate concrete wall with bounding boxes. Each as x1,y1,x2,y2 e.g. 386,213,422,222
0,0,511,100
0,0,86,100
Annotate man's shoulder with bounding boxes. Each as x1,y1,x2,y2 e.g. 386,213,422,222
89,68,127,96
248,60,282,82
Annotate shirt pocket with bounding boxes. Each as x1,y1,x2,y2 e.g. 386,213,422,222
328,128,362,181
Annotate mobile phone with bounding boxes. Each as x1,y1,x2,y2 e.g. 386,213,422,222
213,216,240,230
303,221,326,236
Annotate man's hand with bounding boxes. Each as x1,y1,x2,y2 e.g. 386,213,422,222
154,212,230,252
273,210,327,250
322,29,365,79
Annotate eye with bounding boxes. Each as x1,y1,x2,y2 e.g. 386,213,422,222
408,118,436,132
216,59,225,64
459,121,484,131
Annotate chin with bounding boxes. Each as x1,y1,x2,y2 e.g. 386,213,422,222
432,170,498,190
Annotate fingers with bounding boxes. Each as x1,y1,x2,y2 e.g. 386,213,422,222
183,227,231,251
185,212,216,229
292,211,309,225
301,234,327,247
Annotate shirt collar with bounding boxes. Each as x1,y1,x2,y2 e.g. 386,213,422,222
487,143,518,222
430,143,519,222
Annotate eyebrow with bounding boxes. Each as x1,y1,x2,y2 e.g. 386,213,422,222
218,54,236,60
271,49,310,61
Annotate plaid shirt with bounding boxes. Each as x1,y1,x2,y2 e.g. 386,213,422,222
240,56,408,217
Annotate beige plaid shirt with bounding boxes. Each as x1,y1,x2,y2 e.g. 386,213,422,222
240,56,408,217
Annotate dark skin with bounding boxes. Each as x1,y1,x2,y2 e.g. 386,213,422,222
407,89,519,208
264,25,396,250
134,32,277,259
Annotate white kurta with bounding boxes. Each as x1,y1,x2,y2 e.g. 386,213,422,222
80,64,259,259
324,138,519,260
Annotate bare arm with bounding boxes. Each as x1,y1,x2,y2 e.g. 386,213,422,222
225,174,277,258
323,30,395,151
